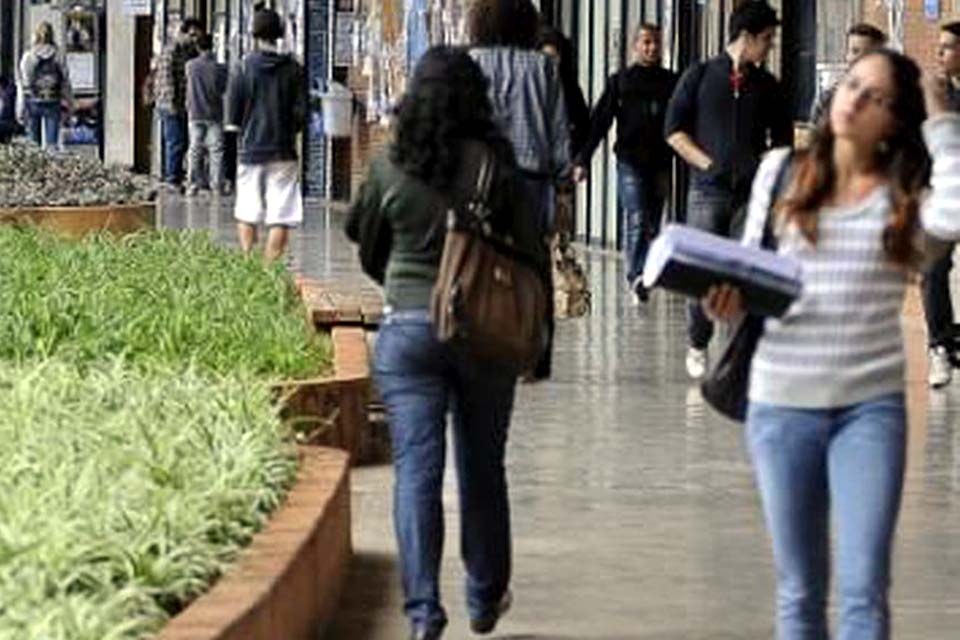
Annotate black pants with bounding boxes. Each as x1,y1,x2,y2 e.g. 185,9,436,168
685,181,750,350
922,250,955,349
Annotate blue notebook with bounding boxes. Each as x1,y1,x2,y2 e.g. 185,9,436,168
643,224,803,317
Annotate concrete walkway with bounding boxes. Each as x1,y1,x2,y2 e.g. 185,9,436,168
161,195,960,640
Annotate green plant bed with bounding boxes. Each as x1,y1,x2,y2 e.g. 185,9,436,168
0,227,331,378
0,359,298,639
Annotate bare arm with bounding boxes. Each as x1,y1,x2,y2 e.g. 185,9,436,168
666,131,713,172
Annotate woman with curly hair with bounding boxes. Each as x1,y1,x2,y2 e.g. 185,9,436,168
346,46,549,640
705,49,960,638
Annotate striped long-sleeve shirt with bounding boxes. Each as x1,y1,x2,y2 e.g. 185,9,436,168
743,113,960,408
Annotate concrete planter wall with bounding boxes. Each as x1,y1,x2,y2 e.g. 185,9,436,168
157,446,351,640
0,203,156,238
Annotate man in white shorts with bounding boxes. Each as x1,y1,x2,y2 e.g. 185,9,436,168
224,7,305,262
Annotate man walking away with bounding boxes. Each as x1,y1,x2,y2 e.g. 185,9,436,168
225,7,305,262
152,18,202,189
809,23,887,124
573,23,677,305
17,22,73,150
926,21,960,388
185,33,228,196
664,0,792,379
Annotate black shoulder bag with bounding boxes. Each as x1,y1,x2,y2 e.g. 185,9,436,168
700,151,794,423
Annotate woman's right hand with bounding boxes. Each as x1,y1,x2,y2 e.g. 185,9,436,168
703,284,745,322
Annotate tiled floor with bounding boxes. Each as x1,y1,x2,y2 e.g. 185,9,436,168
162,195,960,639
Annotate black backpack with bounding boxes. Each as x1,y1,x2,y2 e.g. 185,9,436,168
30,56,63,101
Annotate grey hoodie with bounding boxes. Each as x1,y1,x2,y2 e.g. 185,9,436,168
17,44,73,116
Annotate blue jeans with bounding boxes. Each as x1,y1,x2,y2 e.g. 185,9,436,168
746,393,907,640
25,99,60,149
685,181,749,349
159,110,187,184
617,162,666,284
188,120,224,190
921,251,954,348
374,310,517,631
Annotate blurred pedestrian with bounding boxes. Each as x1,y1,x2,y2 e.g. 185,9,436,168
536,26,589,161
809,23,887,124
467,0,570,238
17,22,73,150
185,33,228,196
152,18,202,188
923,20,960,388
225,7,305,262
574,23,677,304
0,75,21,144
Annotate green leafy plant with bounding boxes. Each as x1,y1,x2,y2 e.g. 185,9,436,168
0,227,331,378
0,359,298,639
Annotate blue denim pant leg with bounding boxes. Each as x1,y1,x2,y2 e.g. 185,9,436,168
746,394,906,640
449,354,517,620
921,250,954,348
160,110,187,184
26,100,60,149
617,162,666,285
374,311,517,630
684,182,739,349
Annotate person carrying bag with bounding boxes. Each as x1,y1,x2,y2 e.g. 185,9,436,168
345,46,549,640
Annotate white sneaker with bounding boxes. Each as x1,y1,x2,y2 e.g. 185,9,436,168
929,345,953,389
686,347,708,379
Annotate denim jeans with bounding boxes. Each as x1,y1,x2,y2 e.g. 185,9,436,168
921,250,954,348
159,110,187,184
685,181,749,349
617,162,666,285
188,120,224,190
374,310,517,631
746,393,907,640
26,99,60,149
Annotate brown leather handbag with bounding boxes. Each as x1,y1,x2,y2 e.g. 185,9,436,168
431,151,548,371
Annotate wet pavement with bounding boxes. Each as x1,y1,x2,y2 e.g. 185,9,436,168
161,195,960,639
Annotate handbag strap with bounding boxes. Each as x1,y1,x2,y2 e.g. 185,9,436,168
761,150,795,251
465,150,496,226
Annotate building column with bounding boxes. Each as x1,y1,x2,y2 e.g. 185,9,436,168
781,0,816,121
104,0,137,166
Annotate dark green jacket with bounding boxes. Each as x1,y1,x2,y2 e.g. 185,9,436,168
347,139,549,311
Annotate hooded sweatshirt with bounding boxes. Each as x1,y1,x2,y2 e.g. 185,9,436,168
17,44,73,116
225,50,305,165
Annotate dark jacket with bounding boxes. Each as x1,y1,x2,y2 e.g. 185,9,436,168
664,52,793,192
186,52,228,122
225,51,305,165
346,139,549,311
576,64,678,171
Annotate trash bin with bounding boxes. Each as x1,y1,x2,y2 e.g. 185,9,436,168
320,82,353,138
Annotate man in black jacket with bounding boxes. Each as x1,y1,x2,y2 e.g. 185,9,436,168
573,23,677,304
925,20,960,388
225,7,305,262
664,0,792,379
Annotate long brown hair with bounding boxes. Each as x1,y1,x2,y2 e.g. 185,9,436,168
780,49,930,266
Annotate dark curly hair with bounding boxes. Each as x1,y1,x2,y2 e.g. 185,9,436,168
780,49,930,267
390,46,514,189
467,0,540,49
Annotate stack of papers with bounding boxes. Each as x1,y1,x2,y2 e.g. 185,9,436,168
643,224,803,317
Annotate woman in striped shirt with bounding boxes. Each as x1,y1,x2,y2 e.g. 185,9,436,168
706,49,960,639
